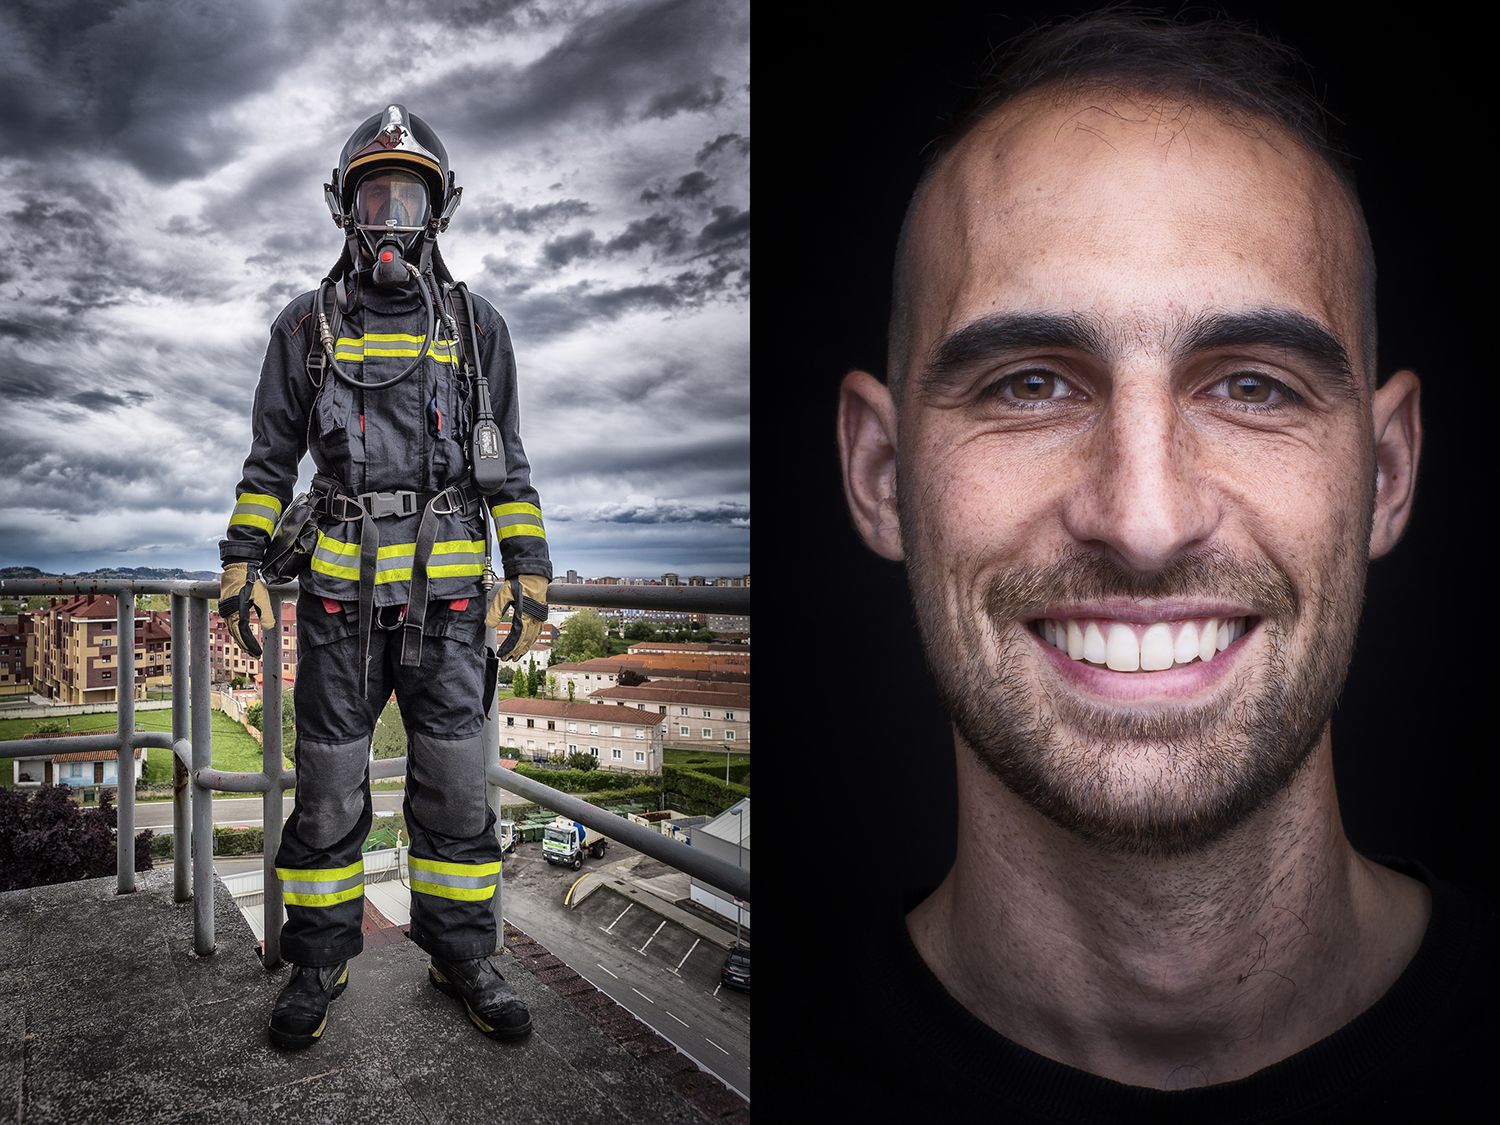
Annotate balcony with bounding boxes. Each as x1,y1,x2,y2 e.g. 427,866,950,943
0,577,751,1123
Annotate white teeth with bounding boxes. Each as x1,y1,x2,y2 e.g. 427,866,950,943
1106,624,1139,672
1083,622,1107,664
1035,615,1251,673
1140,623,1174,671
1174,621,1199,665
1200,618,1219,664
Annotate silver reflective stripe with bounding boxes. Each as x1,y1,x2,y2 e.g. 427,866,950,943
492,514,544,531
281,870,364,896
428,550,483,566
376,553,415,573
233,499,280,523
407,867,498,890
313,543,357,566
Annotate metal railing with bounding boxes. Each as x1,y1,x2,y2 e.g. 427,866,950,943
0,577,751,968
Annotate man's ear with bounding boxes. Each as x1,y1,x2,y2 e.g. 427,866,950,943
837,370,905,561
1369,369,1421,559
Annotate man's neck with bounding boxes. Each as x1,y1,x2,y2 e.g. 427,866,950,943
906,732,1430,1089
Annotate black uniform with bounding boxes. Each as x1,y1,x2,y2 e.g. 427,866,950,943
220,271,550,966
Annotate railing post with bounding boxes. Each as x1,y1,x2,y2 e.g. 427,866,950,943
171,594,191,903
484,615,505,950
189,597,216,955
262,590,285,969
116,590,136,894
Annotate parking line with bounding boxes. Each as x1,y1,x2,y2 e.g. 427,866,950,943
672,937,700,974
596,963,618,979
713,983,722,998
601,903,633,934
637,920,666,955
704,1038,730,1055
631,988,655,1004
667,1010,689,1027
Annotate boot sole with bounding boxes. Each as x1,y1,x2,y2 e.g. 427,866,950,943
268,966,349,1050
429,964,533,1040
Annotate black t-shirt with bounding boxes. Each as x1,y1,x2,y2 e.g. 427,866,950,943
825,857,1494,1122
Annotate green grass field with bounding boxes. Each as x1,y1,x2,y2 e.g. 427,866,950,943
0,709,290,790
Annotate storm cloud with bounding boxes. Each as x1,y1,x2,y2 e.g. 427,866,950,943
0,0,748,580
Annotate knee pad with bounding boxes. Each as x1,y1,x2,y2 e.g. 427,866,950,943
293,735,369,849
408,731,489,838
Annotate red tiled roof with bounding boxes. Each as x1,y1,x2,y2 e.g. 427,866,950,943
593,683,750,709
497,698,665,726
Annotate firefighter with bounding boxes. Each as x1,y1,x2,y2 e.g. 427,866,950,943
217,105,551,1049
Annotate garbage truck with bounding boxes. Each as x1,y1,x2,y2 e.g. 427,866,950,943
542,815,609,870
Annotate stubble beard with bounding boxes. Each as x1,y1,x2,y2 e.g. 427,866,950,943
902,520,1371,859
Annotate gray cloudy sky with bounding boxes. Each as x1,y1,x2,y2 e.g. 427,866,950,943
0,0,749,579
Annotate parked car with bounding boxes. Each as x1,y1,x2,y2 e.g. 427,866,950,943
720,943,750,992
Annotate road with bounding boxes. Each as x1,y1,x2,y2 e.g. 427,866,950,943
500,844,751,1099
132,788,533,830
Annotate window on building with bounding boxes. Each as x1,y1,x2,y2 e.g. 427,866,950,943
101,671,112,679
679,707,688,716
725,711,736,721
567,723,577,733
612,748,621,760
589,725,598,735
703,710,713,719
637,703,645,710
101,638,112,647
527,740,535,751
612,727,621,737
590,747,599,758
634,729,644,740
569,744,577,753
69,763,83,779
547,720,556,731
635,751,645,764
680,726,689,736
506,717,514,727
726,730,736,740
526,719,535,729
658,705,666,714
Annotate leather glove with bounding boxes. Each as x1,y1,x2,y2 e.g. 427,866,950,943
486,574,549,659
218,561,273,658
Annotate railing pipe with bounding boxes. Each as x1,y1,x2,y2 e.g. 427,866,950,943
261,590,285,968
171,592,191,903
189,597,215,955
116,590,136,894
487,763,751,902
0,730,171,758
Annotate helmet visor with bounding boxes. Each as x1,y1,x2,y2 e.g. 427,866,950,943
354,169,429,231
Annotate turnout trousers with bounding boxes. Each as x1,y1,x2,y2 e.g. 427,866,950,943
274,588,502,967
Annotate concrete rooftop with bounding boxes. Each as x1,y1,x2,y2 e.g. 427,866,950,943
0,868,748,1123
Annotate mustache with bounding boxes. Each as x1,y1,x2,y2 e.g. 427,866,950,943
983,548,1300,623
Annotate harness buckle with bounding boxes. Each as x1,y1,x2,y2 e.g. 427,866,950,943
327,494,365,522
430,484,470,516
358,490,419,518
374,604,407,631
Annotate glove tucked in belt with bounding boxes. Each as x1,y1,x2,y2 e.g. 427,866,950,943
486,574,549,659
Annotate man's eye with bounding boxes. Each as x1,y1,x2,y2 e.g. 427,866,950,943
982,369,1075,403
1208,372,1299,407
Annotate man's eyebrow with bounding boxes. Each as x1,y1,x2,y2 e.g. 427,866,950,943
916,312,1110,398
1178,308,1360,402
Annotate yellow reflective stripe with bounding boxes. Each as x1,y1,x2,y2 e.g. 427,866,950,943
432,539,485,555
307,562,483,584
229,512,276,534
238,493,284,516
491,502,543,521
276,859,363,881
497,523,546,540
283,884,365,907
410,878,497,902
408,857,502,877
427,564,485,578
310,556,360,581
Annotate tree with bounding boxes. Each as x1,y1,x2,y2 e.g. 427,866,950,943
566,680,576,703
0,786,153,892
618,668,649,687
496,665,515,686
624,622,656,641
372,697,407,760
566,750,598,772
552,609,609,664
246,701,263,731
543,674,556,699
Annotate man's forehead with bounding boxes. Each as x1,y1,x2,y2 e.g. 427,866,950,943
906,91,1367,371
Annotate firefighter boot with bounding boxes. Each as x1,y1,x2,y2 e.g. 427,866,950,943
428,954,532,1040
268,961,350,1049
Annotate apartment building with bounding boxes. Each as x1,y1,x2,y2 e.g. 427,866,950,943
0,613,36,696
30,595,172,704
625,641,749,656
205,600,302,687
591,680,750,749
496,697,664,773
549,654,750,701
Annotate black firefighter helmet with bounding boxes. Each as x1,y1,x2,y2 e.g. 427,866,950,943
323,104,462,270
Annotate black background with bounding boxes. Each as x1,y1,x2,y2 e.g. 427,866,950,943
752,2,1493,1108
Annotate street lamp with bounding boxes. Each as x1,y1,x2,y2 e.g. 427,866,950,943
728,804,744,947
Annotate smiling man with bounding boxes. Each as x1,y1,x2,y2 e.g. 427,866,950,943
834,10,1489,1118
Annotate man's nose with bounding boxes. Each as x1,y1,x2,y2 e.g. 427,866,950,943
1059,380,1221,572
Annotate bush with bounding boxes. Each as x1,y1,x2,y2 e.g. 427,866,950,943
661,764,748,817
32,719,67,735
246,702,263,731
0,785,154,891
565,751,598,772
513,763,652,792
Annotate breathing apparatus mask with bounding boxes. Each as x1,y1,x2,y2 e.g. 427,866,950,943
354,169,430,287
